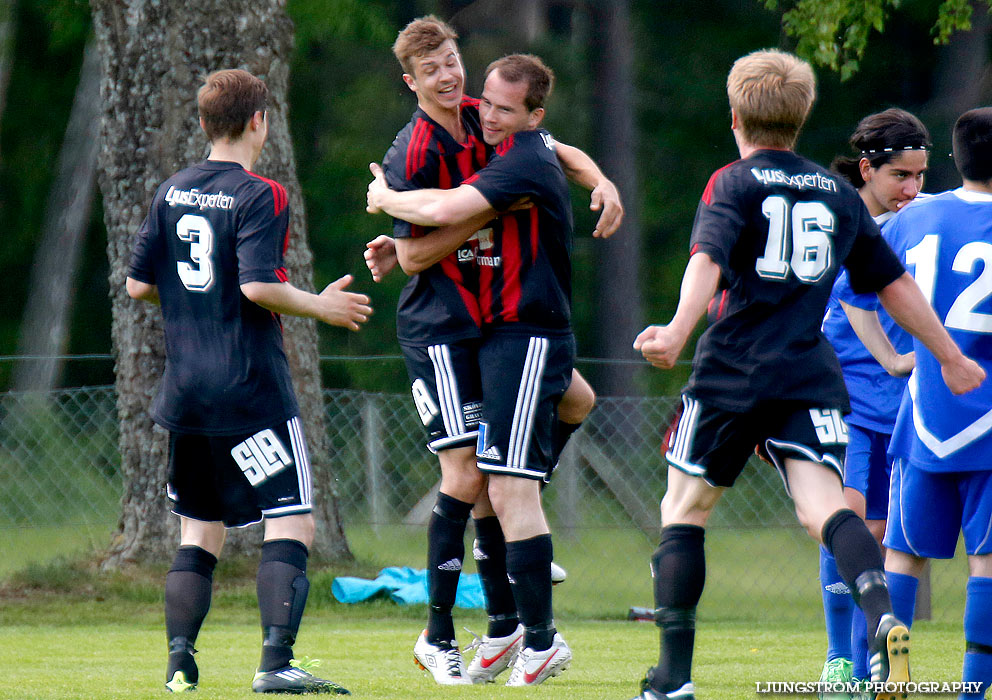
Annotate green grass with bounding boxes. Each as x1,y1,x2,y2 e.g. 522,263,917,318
0,615,974,699
0,523,981,699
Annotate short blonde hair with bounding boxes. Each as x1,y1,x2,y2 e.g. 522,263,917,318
727,50,816,149
392,15,458,76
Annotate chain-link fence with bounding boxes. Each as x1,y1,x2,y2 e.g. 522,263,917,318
0,378,967,623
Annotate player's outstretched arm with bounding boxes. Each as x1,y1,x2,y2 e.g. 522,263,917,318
840,300,915,377
366,162,493,226
554,141,624,238
126,277,160,305
634,252,720,369
877,272,986,394
364,235,398,282
241,275,372,331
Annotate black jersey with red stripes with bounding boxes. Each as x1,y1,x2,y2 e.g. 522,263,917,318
686,149,904,412
382,96,492,345
127,159,299,435
463,129,573,334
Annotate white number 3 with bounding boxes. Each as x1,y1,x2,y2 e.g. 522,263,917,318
176,213,215,292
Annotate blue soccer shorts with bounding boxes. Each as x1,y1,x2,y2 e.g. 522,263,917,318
843,423,893,521
884,458,992,559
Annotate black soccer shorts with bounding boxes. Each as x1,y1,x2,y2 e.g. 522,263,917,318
401,339,483,453
665,393,848,493
167,416,313,527
476,332,575,480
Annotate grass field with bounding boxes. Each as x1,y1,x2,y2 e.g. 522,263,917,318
0,611,973,700
0,523,979,699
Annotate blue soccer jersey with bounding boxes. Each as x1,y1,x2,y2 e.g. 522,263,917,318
887,188,992,471
821,211,913,432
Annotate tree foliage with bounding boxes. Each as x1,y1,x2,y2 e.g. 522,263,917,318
764,0,992,78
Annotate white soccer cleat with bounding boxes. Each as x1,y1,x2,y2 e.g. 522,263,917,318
413,630,472,685
550,561,567,585
465,624,524,683
505,632,572,686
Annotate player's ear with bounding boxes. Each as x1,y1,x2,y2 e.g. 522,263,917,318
528,107,545,129
730,108,739,131
859,157,873,183
402,73,417,93
199,116,208,134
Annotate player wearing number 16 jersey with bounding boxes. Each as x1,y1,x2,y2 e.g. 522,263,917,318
631,50,984,700
126,69,369,695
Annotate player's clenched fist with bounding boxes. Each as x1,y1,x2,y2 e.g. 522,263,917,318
634,324,686,370
941,355,987,396
317,274,372,331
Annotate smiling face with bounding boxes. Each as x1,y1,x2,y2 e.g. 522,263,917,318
479,68,543,146
404,39,464,119
860,150,929,216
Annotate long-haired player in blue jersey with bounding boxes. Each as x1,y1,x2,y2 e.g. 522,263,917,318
817,109,930,698
881,107,992,700
126,69,371,695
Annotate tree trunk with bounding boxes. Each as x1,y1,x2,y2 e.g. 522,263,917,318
0,0,14,161
90,0,351,566
12,39,100,393
590,0,642,396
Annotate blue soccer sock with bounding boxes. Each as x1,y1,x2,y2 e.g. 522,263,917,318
961,577,992,700
820,545,854,662
885,570,919,629
850,603,869,680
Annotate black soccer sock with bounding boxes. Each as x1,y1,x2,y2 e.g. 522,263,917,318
506,534,555,652
650,524,706,693
165,546,217,683
473,516,519,638
257,539,310,672
426,493,473,644
822,509,891,639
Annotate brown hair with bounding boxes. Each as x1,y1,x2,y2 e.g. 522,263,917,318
484,54,555,112
392,15,459,76
727,49,816,149
197,69,268,142
831,108,931,188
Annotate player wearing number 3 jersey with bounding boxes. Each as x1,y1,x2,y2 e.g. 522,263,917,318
631,50,984,700
126,69,369,695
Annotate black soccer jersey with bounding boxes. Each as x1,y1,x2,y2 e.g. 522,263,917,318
687,149,904,412
128,160,299,435
463,129,574,334
382,96,492,346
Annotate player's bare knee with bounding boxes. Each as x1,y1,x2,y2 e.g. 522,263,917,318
264,513,315,548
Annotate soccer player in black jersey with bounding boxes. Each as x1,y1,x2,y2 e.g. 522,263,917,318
630,50,985,700
364,17,621,686
368,53,586,687
126,69,370,695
